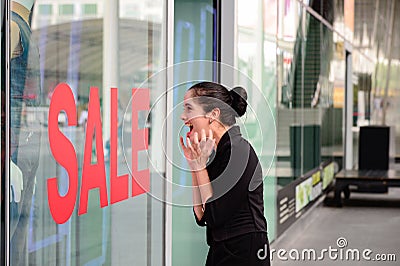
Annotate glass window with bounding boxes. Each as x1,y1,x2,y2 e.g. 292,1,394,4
357,0,400,162
274,0,344,188
171,1,216,265
236,0,278,241
8,0,166,265
59,4,74,16
83,4,97,15
38,4,52,15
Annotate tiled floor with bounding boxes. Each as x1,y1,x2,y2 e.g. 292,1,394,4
271,187,400,266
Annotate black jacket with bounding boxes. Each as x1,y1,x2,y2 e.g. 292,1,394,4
194,126,268,245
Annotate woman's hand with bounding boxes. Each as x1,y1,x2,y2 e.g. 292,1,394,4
180,129,215,171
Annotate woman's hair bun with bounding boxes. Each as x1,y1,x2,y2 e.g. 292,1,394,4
230,86,247,117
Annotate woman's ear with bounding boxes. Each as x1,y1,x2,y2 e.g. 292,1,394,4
211,108,220,120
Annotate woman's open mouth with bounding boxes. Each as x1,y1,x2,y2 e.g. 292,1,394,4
185,122,193,138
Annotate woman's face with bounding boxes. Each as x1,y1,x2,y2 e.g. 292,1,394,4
180,90,210,142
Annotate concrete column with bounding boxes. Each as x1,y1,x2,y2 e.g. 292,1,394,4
344,47,353,170
103,0,119,145
220,0,236,86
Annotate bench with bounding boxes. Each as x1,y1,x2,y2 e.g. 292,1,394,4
334,169,400,207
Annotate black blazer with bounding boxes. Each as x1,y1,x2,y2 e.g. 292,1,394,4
194,126,268,245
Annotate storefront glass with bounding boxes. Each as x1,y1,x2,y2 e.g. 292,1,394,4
171,1,216,265
8,0,166,265
274,0,344,189
351,0,400,162
3,0,398,264
236,0,278,241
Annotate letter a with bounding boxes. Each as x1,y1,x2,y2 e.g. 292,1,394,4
78,87,108,215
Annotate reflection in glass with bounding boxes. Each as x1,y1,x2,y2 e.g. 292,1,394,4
9,0,165,265
276,0,343,188
10,1,41,265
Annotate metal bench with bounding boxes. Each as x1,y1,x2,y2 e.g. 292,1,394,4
334,169,400,207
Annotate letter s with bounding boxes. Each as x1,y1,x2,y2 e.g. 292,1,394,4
47,83,78,224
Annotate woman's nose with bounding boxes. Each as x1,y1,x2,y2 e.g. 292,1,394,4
180,113,186,121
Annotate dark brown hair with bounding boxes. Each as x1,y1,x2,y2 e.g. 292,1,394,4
188,82,247,126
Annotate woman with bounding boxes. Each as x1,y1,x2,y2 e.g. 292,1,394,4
180,82,271,265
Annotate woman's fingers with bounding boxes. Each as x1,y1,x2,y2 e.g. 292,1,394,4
183,128,216,170
187,137,197,155
193,132,202,154
186,128,215,157
201,129,207,142
208,129,215,150
179,136,186,149
193,132,199,145
187,137,192,149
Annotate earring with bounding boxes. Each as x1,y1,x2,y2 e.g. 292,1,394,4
209,119,213,124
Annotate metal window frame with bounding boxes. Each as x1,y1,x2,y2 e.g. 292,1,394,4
2,0,11,265
164,0,174,265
